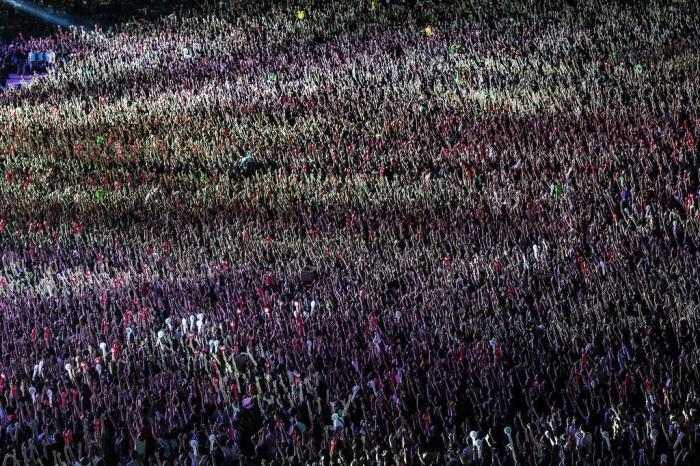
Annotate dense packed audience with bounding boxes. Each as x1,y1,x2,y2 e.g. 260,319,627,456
0,0,699,464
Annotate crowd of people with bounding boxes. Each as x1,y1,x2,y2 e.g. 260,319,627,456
0,34,65,89
0,0,699,464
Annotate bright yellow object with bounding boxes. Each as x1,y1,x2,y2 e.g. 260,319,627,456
425,26,434,37
370,0,377,10
297,10,305,20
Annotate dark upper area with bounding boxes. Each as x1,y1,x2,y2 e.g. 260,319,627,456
0,0,223,41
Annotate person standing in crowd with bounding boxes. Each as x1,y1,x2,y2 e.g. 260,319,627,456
27,48,36,72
